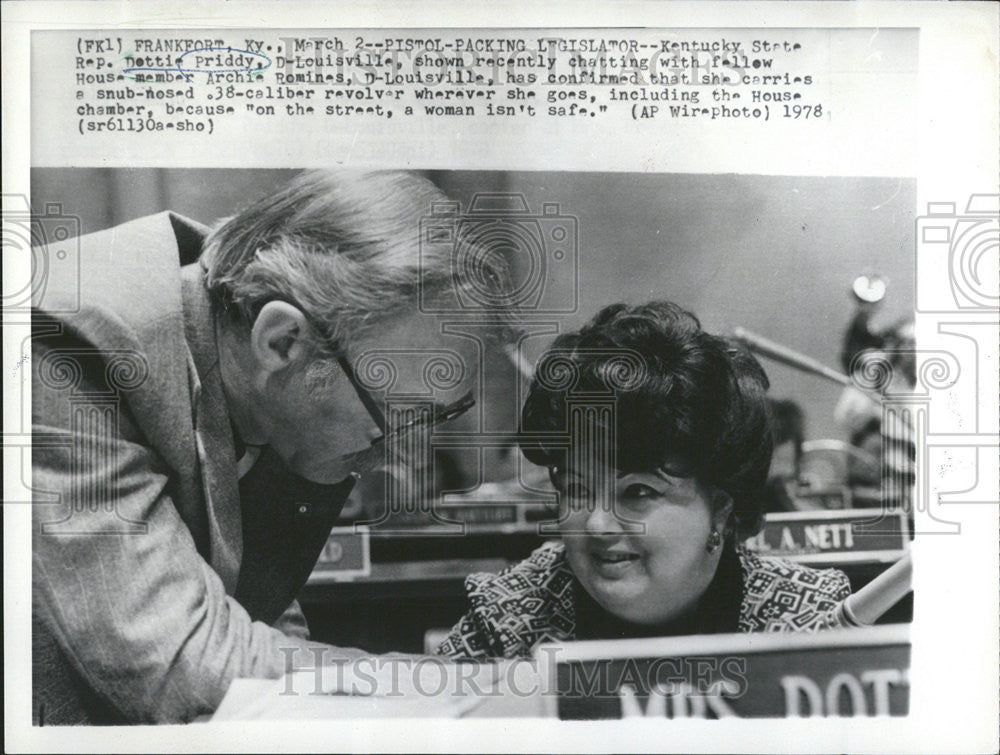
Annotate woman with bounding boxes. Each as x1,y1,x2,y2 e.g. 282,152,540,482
436,301,851,661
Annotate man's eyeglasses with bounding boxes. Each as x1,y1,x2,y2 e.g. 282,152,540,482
335,355,475,448
263,297,476,448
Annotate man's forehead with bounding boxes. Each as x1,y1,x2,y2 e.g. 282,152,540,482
350,311,481,397
360,311,477,349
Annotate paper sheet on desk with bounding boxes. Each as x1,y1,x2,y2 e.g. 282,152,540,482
211,661,548,720
212,677,474,720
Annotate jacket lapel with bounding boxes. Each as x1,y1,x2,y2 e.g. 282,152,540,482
180,263,243,595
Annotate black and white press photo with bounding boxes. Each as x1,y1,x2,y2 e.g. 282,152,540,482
4,6,998,754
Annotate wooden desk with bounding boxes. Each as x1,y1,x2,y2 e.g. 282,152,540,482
300,558,515,654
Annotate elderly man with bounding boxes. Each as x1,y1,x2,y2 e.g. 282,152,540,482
31,171,509,724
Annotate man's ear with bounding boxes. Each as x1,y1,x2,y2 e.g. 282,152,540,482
710,488,735,535
249,301,312,374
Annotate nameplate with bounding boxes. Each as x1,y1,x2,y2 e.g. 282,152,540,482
744,508,909,565
438,502,520,527
308,526,371,582
539,625,910,720
366,499,553,532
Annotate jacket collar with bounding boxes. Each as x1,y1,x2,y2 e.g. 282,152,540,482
180,262,243,595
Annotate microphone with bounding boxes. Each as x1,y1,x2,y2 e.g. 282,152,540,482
837,552,913,627
733,327,853,388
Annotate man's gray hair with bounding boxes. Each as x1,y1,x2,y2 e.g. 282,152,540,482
200,170,513,355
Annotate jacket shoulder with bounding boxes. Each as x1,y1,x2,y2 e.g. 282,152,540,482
467,541,572,605
462,541,577,657
32,211,207,322
30,213,208,495
737,547,851,632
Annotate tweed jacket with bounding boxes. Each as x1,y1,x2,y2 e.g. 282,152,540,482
31,212,360,725
435,541,852,660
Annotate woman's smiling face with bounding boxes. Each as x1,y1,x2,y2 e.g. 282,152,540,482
555,464,728,625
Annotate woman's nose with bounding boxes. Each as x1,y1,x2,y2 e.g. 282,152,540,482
583,500,622,536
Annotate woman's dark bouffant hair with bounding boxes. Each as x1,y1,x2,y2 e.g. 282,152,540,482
519,301,774,539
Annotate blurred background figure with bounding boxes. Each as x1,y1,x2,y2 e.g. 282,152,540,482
835,274,916,510
740,272,916,514
762,398,806,513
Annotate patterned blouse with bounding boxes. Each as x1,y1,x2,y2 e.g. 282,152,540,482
435,541,852,661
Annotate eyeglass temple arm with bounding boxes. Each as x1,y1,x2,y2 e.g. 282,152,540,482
337,355,388,433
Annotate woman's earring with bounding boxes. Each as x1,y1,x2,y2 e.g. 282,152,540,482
706,529,723,554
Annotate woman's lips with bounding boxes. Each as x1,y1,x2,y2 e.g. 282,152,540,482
590,549,641,577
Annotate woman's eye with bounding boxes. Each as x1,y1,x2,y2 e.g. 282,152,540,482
564,483,594,501
623,483,661,500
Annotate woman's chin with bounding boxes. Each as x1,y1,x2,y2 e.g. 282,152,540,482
583,571,649,611
579,569,686,626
